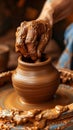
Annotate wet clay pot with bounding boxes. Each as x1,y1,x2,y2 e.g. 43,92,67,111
12,56,60,104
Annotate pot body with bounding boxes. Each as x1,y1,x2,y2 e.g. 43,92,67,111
12,56,60,103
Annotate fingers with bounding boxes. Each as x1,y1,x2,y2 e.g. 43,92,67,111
25,23,38,61
25,20,47,60
15,22,28,57
37,29,52,58
15,20,52,61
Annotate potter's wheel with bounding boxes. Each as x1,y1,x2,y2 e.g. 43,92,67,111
0,84,73,111
0,69,73,129
0,83,73,130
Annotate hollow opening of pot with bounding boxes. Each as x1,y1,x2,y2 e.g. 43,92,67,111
22,53,49,63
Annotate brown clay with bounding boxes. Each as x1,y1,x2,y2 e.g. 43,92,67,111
12,56,60,104
0,69,73,129
0,71,12,86
59,68,73,86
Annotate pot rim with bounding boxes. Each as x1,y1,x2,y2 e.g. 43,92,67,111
18,56,52,67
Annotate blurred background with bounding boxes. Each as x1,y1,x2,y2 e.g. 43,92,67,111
0,0,73,71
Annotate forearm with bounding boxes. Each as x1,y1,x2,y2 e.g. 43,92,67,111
52,0,73,23
39,0,73,24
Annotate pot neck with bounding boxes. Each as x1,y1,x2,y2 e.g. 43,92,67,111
18,56,52,71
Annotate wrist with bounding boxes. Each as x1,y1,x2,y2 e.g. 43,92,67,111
38,0,54,27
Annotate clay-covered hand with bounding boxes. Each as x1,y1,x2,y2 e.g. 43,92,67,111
15,19,52,61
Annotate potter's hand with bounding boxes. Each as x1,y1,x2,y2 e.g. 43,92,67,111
15,0,73,61
15,18,53,61
15,0,54,61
